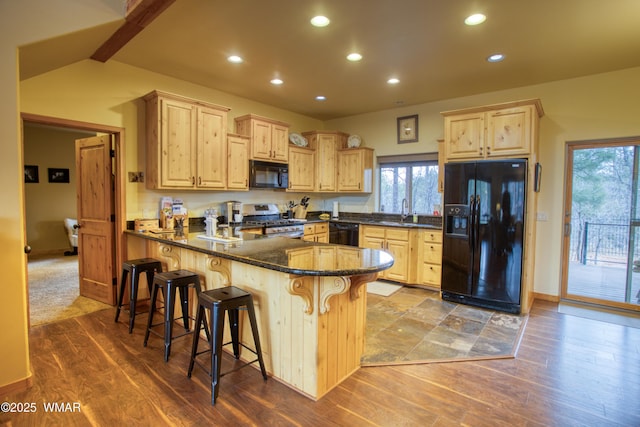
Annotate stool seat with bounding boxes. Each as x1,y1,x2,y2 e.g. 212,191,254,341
115,258,162,333
144,269,203,362
187,286,267,405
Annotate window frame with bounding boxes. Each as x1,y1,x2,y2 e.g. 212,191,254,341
377,153,440,214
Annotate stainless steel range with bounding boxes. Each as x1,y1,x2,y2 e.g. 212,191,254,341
241,203,305,238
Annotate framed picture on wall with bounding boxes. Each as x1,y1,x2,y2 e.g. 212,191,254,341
24,165,39,183
397,114,419,143
48,168,70,183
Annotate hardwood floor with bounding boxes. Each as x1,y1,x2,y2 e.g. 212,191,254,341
2,299,639,426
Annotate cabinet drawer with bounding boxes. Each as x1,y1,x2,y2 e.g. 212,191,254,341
362,226,386,239
314,222,329,233
421,263,442,285
422,230,442,243
385,228,409,241
423,242,442,264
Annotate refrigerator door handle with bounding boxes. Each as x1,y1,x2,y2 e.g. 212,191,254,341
469,195,476,249
475,195,481,250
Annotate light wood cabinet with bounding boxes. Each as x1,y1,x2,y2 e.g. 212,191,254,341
337,147,373,193
417,229,443,289
226,133,249,190
302,131,349,192
303,222,329,243
234,114,289,163
441,99,543,162
145,90,230,190
360,225,411,282
288,146,315,192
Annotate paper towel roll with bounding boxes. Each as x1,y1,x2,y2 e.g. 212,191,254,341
332,201,339,218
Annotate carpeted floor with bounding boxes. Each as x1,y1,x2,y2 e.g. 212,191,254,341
363,285,526,366
27,253,112,327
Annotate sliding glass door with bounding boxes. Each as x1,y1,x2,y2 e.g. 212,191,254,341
562,139,640,310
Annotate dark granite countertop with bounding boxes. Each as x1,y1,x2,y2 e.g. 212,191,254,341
305,211,443,230
126,230,394,277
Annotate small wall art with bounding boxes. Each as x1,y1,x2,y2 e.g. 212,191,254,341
48,168,70,183
397,114,419,143
24,165,39,183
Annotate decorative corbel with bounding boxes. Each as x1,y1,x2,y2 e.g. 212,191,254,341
349,272,379,301
286,276,314,314
159,244,180,270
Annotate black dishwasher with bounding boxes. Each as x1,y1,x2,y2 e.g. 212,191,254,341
329,222,359,246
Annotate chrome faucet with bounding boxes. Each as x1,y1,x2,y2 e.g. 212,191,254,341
401,198,409,222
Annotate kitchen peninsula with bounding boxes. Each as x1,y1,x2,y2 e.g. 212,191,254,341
125,230,394,400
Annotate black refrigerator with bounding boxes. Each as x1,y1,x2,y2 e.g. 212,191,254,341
441,159,527,314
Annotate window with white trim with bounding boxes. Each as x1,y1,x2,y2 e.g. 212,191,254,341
378,153,441,214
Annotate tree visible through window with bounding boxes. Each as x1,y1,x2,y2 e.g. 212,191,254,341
379,155,441,214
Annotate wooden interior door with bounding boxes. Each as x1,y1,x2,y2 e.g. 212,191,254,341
76,134,116,304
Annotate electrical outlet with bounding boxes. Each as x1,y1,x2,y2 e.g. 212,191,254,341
536,212,548,221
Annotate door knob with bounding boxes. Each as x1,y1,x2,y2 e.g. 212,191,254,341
24,245,32,254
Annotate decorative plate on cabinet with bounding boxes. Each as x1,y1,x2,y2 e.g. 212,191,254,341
289,133,308,147
347,134,362,148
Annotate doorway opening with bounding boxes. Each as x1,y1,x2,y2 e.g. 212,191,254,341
21,113,126,326
561,136,640,313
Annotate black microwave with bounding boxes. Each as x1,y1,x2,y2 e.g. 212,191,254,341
249,160,288,189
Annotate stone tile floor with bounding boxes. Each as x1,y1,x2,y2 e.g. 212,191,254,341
362,286,526,365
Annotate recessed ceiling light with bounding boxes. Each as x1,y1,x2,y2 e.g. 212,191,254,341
315,95,326,101
310,16,330,27
465,13,486,26
227,55,243,64
487,53,505,62
347,53,362,62
387,78,400,85
270,78,283,85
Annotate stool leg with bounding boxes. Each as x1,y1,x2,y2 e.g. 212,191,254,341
211,304,225,405
163,283,177,362
228,308,240,359
188,304,205,378
128,268,140,333
114,268,129,323
143,281,159,347
144,269,155,294
193,282,209,342
246,297,268,381
178,285,190,332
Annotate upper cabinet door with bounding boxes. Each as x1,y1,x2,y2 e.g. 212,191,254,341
196,105,227,188
144,90,230,190
444,112,484,160
271,124,289,162
442,99,543,162
486,105,533,158
251,120,272,160
160,97,197,188
235,114,290,163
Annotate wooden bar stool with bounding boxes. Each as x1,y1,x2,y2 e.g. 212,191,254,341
144,270,203,362
114,258,162,333
187,286,268,405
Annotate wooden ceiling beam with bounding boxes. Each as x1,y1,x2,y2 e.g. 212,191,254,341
91,0,175,62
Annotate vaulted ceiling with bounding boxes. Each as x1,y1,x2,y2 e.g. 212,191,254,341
19,0,640,120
